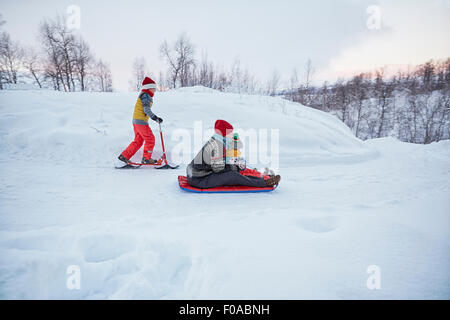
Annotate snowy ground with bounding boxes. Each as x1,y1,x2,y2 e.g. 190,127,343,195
0,88,449,299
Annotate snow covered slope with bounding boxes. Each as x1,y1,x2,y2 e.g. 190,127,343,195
0,86,375,167
0,88,449,299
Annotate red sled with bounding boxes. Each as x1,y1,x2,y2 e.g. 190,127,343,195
178,175,277,193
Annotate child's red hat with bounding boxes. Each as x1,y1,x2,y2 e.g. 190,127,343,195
214,120,233,137
142,77,156,90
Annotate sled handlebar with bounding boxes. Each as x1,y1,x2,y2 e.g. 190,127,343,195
159,123,167,157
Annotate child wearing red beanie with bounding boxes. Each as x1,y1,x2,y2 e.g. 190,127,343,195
118,77,163,165
186,119,281,188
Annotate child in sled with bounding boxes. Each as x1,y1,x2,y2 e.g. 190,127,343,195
226,132,274,180
118,77,163,165
186,119,281,189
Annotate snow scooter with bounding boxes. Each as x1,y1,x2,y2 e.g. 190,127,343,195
115,123,179,170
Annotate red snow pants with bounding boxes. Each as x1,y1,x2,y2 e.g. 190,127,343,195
240,168,270,180
121,124,155,160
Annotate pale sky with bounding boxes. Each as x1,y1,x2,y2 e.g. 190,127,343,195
1,0,449,91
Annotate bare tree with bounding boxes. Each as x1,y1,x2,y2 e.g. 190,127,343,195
157,70,168,91
304,59,314,92
198,51,216,88
160,33,195,88
176,33,195,87
373,69,395,138
0,31,24,88
22,47,44,88
317,81,332,111
216,69,229,92
160,40,180,89
417,60,435,91
242,69,258,94
129,56,148,91
402,89,449,144
37,15,109,92
299,59,315,105
288,68,299,101
39,19,63,90
39,16,78,91
73,37,93,91
295,57,449,144
93,59,113,92
332,79,347,122
229,58,242,93
266,70,280,96
348,73,370,137
188,63,198,86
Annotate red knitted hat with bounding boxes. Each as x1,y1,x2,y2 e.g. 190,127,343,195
142,77,156,90
214,119,233,137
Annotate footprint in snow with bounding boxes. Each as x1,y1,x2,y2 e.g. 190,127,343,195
77,233,136,263
58,117,68,127
109,241,193,299
296,216,340,233
0,234,73,252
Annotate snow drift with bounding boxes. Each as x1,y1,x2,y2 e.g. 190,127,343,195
0,87,449,299
0,86,376,167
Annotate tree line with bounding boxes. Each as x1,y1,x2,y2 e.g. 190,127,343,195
147,33,449,144
129,33,263,94
2,20,448,144
289,60,450,144
0,14,113,92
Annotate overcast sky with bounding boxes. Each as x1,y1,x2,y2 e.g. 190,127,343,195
1,0,449,91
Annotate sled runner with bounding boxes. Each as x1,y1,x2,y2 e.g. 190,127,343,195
178,176,277,193
115,160,166,169
115,158,178,169
115,164,142,169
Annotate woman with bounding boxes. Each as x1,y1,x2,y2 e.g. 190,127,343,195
186,120,281,189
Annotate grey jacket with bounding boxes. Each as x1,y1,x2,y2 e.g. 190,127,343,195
187,134,243,178
187,135,225,178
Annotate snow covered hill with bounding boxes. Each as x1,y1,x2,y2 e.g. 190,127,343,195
0,87,449,299
0,86,376,167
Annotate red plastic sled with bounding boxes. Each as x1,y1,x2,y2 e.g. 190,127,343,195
178,176,277,193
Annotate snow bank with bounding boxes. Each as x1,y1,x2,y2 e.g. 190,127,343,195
1,83,41,91
0,87,376,168
0,87,448,299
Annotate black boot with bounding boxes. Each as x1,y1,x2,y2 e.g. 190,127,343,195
118,154,129,164
142,157,158,165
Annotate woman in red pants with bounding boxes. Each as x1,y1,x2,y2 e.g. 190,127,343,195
186,120,281,188
118,77,163,165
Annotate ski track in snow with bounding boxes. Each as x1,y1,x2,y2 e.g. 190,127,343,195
0,88,449,299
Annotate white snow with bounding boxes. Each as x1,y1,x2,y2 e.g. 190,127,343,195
0,87,449,299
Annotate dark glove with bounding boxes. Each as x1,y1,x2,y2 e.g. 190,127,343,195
155,117,163,124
